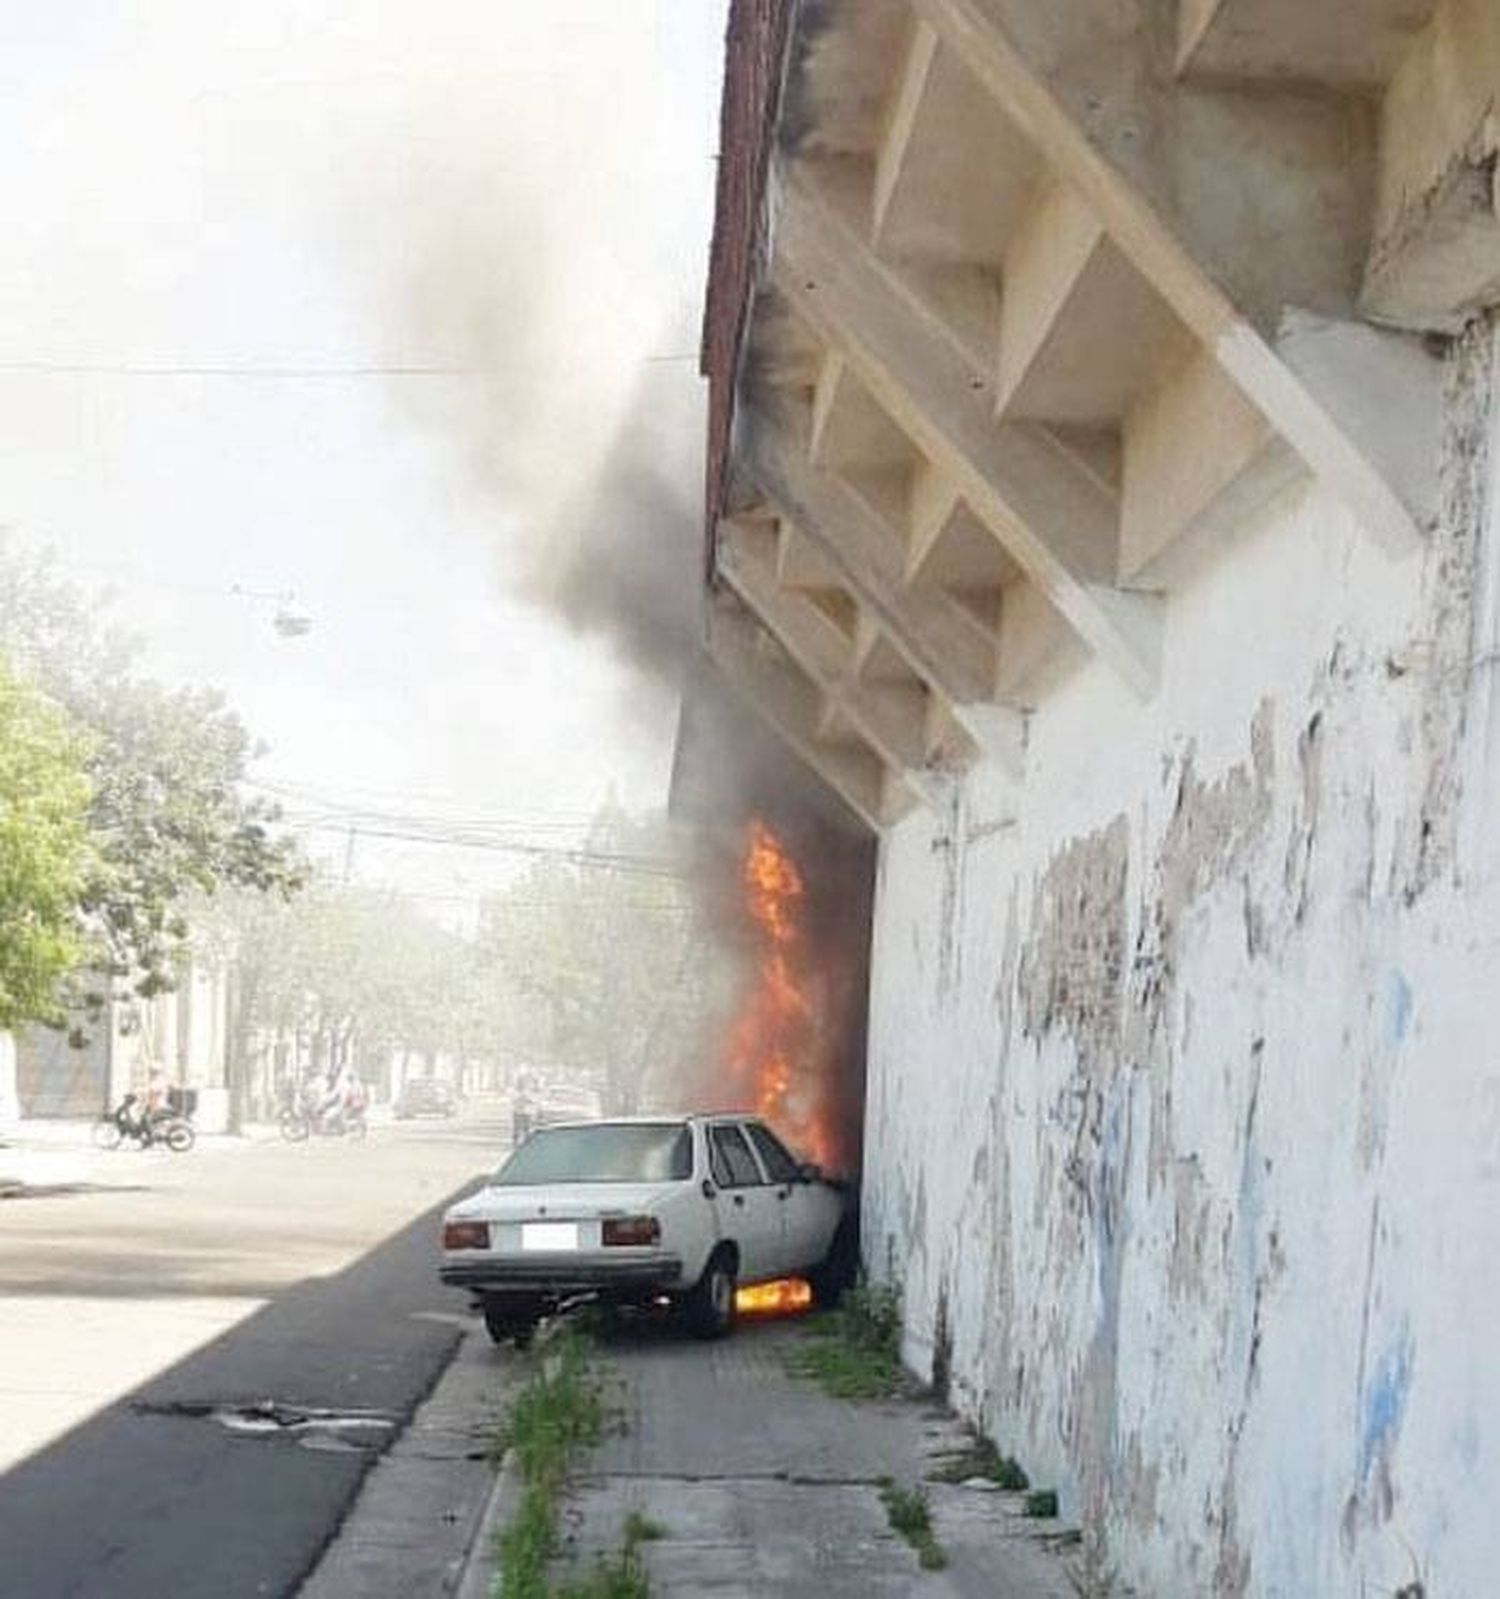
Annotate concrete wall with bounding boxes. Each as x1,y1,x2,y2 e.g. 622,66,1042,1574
862,323,1499,1596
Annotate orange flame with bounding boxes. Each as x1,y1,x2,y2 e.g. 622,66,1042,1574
724,820,840,1172
735,1276,814,1317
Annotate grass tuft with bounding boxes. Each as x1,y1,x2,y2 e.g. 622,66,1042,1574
494,1335,606,1599
880,1480,948,1571
786,1281,903,1400
928,1436,1030,1490
1024,1489,1060,1519
552,1505,665,1599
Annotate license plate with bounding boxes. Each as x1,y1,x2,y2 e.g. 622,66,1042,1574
522,1222,579,1252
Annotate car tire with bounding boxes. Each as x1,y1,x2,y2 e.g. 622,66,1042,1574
685,1249,737,1340
482,1296,539,1349
809,1211,859,1309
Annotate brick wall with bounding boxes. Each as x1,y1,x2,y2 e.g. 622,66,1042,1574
700,0,793,570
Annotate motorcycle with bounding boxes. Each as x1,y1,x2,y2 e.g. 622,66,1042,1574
93,1094,196,1154
278,1097,368,1142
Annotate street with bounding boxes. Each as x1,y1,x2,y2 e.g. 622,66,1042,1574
0,1106,506,1599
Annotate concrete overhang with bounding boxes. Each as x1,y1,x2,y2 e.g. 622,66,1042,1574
695,0,1499,832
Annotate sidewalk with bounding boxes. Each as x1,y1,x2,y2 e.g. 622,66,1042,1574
546,1318,1083,1598
298,1313,523,1599
0,1116,273,1197
318,1312,1088,1599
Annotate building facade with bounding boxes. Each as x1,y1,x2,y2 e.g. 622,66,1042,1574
699,2,1500,1590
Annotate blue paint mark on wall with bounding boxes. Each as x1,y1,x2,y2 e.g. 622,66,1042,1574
1386,972,1413,1045
1360,1325,1414,1483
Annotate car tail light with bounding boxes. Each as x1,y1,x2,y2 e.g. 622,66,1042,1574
443,1220,489,1250
601,1216,660,1247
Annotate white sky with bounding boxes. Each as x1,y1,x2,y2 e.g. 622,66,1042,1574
0,2,727,907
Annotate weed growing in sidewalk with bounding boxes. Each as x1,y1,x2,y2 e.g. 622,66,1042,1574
878,1479,948,1571
494,1334,605,1599
928,1435,1030,1490
786,1281,903,1399
552,1506,667,1599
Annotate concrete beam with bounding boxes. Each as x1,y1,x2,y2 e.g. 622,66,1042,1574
1121,347,1303,582
995,178,1194,427
705,596,916,833
871,18,941,248
911,0,1432,555
774,175,1163,699
1177,0,1437,89
718,521,947,799
995,580,1080,702
808,349,847,462
904,459,963,584
776,522,844,592
740,408,1025,779
1362,160,1500,332
1363,0,1500,331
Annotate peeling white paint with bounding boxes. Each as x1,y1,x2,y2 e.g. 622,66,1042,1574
863,325,1499,1596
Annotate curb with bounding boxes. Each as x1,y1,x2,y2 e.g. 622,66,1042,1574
452,1448,522,1599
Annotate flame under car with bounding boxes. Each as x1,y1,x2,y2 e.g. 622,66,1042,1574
439,1115,851,1345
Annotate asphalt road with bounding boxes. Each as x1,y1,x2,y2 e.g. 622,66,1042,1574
0,1106,506,1599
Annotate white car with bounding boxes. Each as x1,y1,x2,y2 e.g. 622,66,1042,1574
440,1114,850,1343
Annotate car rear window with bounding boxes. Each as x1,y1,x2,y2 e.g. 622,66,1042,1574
495,1123,692,1185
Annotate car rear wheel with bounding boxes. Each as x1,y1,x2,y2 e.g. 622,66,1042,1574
809,1211,859,1308
482,1296,539,1349
685,1249,737,1340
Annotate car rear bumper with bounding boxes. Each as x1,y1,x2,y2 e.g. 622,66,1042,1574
440,1250,684,1294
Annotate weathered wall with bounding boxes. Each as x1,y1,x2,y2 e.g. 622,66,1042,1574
863,322,1499,1596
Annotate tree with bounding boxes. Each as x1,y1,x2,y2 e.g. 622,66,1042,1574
0,662,94,1030
0,540,304,1008
474,804,714,1112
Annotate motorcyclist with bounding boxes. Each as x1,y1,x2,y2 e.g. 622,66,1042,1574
113,1092,147,1141
316,1064,347,1133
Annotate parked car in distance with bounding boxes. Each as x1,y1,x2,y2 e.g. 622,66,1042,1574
533,1084,603,1128
511,1081,602,1145
440,1114,850,1345
394,1078,457,1119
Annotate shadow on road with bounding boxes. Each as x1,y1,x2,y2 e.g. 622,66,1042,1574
0,1186,487,1599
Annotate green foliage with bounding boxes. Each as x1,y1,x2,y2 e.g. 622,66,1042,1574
786,1281,903,1399
203,873,510,1094
928,1436,1030,1490
1024,1489,1060,1519
0,663,94,1029
495,1336,606,1599
879,1481,947,1571
551,1509,661,1599
0,540,303,1009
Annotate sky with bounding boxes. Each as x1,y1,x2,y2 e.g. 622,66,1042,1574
0,1,728,907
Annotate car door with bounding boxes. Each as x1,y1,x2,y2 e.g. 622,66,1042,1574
745,1121,833,1274
706,1121,781,1282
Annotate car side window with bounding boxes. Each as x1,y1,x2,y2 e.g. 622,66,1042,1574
708,1124,764,1188
746,1122,800,1185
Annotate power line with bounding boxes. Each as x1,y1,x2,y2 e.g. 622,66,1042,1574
0,353,699,379
284,817,689,879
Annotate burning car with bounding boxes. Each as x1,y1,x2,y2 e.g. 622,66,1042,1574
439,1114,850,1344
